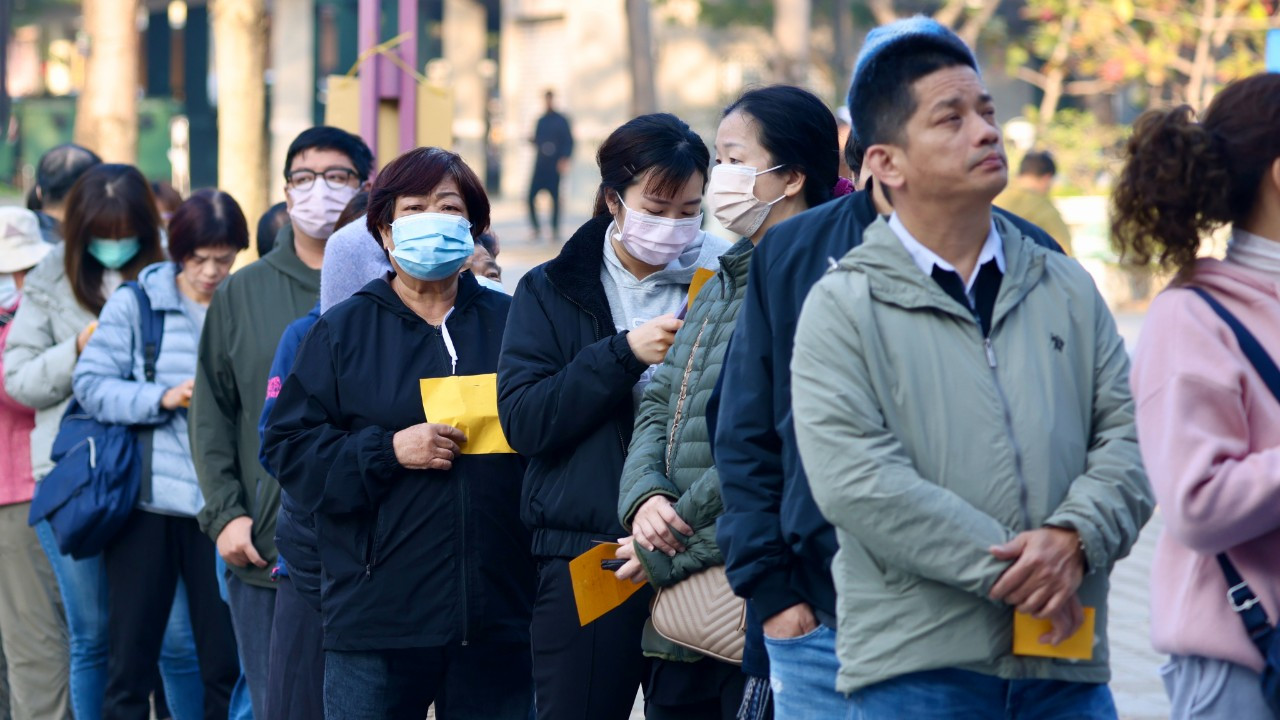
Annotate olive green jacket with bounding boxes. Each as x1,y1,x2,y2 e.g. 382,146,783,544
619,238,752,661
792,215,1153,692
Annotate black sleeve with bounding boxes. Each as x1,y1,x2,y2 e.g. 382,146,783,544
497,272,647,458
263,320,403,516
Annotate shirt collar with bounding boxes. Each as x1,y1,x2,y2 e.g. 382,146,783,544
888,212,1005,294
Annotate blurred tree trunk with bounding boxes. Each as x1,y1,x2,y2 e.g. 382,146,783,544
74,0,139,162
211,0,268,264
625,0,657,116
773,0,810,85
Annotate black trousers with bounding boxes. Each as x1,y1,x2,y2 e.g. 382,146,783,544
528,170,562,235
265,575,324,720
532,557,652,720
103,510,239,720
645,657,749,720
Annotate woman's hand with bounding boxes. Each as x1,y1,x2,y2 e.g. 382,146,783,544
632,495,693,556
76,322,98,354
393,423,467,471
627,315,683,365
613,537,648,584
161,379,195,410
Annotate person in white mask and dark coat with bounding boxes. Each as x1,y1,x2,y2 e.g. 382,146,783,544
497,113,730,720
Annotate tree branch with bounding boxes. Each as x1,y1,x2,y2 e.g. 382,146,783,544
1015,66,1049,88
957,0,1003,47
868,0,898,25
934,0,967,28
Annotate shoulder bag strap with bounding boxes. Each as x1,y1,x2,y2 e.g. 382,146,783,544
1187,286,1278,658
125,281,166,505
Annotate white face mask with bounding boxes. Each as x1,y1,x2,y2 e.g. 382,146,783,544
288,183,359,240
475,274,507,294
613,195,704,267
707,164,786,238
0,273,17,309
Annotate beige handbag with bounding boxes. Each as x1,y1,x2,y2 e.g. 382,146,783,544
650,565,747,664
648,317,746,665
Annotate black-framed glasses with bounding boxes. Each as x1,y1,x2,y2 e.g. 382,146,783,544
287,167,358,191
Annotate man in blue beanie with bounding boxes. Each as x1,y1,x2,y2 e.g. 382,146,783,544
790,14,1150,719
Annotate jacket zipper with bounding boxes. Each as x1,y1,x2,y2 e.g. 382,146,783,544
458,471,470,646
982,335,1033,530
364,506,381,578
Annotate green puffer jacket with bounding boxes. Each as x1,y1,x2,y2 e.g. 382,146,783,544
792,215,1154,693
619,238,753,661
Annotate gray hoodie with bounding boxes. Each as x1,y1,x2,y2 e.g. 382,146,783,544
600,224,732,407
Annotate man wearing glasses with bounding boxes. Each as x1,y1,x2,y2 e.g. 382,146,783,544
190,126,373,719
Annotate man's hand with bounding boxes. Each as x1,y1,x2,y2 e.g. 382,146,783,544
1041,595,1086,646
762,602,818,640
613,537,648,584
161,379,195,410
216,515,267,568
627,315,683,366
631,495,693,556
989,527,1085,618
393,423,467,471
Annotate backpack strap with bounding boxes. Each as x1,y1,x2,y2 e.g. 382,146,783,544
125,282,165,383
1187,286,1278,660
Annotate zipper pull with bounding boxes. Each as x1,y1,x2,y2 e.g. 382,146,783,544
365,564,372,578
984,338,997,368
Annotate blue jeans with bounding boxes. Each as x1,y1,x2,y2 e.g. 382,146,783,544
848,668,1117,720
215,555,254,720
34,520,202,720
764,625,845,720
324,643,533,720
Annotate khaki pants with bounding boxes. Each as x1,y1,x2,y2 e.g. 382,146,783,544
0,503,70,720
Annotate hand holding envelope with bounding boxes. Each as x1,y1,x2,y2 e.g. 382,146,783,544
419,373,515,455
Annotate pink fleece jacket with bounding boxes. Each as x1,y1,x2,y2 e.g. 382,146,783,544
1131,258,1280,673
0,299,36,506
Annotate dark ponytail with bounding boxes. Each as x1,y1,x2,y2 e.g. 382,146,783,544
723,85,840,209
1112,74,1280,273
593,114,710,217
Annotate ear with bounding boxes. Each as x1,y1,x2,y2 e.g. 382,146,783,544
360,179,373,192
603,189,621,217
34,186,43,202
865,144,906,192
1271,157,1280,195
379,225,393,250
284,184,294,211
782,167,807,199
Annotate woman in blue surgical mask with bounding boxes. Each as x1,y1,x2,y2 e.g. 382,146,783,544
261,147,535,720
2,163,203,720
496,113,731,720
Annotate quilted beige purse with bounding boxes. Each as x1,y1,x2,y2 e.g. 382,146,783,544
650,565,746,664
648,317,746,665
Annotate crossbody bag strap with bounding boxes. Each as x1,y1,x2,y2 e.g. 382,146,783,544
126,282,167,505
1188,286,1278,658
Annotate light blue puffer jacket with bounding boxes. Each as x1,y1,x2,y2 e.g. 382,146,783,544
72,261,206,517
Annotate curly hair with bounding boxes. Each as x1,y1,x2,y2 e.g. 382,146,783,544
1112,74,1280,273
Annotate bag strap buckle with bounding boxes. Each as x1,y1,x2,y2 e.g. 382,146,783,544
1229,581,1262,613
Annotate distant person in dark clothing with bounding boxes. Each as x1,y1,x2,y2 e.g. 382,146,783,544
256,202,289,259
151,181,184,228
528,90,574,241
32,143,103,243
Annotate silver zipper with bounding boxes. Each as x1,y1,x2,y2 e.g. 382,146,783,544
983,336,1032,530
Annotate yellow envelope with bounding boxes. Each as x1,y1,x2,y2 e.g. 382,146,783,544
1013,608,1096,660
688,268,717,310
419,373,515,455
568,542,646,626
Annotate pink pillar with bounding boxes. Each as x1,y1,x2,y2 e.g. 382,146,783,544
398,0,419,155
358,0,422,162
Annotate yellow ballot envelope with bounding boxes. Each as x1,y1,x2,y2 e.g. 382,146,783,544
688,268,716,309
1013,608,1096,660
568,542,646,626
419,373,515,455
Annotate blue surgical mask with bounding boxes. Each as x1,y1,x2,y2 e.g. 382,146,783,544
88,237,141,270
389,213,475,282
475,274,506,294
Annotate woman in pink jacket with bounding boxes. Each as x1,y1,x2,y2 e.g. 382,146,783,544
1115,72,1280,719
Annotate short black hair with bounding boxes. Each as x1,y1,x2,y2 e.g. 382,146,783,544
169,189,250,263
593,113,710,217
476,231,498,257
723,85,840,209
1019,151,1057,178
284,126,375,182
36,144,103,205
850,45,974,148
366,146,490,241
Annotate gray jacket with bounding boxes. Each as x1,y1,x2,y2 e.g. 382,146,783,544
2,244,97,480
792,215,1153,692
73,262,206,517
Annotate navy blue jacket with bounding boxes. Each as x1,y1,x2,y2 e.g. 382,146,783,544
258,302,321,606
715,191,1063,643
497,215,650,559
263,274,533,651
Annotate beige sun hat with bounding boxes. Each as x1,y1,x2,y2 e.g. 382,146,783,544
0,207,51,274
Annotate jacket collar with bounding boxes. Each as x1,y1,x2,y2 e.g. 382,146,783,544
137,261,183,311
841,212,1045,328
356,269,486,326
263,224,321,291
720,238,754,284
545,215,615,323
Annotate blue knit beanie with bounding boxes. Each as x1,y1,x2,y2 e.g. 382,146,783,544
847,16,979,142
